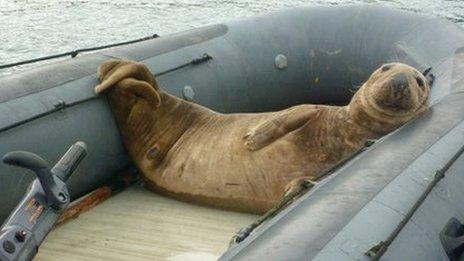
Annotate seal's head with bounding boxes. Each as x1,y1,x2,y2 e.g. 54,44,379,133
348,63,431,136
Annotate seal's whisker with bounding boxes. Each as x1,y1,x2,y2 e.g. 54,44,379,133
349,85,362,94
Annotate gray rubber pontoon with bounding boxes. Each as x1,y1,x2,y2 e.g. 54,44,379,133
1,5,463,260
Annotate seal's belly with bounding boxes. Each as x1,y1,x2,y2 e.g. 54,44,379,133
141,115,329,211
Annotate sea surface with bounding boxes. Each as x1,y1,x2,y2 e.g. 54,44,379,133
1,0,463,76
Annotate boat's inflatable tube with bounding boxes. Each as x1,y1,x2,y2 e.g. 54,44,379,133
0,5,463,260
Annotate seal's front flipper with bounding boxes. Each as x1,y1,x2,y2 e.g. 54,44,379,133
244,105,319,150
95,59,159,94
283,176,316,197
244,119,281,150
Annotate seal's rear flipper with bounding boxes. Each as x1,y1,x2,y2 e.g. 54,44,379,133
95,60,159,94
244,105,319,150
116,78,161,108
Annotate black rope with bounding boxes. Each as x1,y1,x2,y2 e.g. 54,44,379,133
0,34,160,69
0,96,101,133
0,53,212,133
156,53,212,76
365,142,464,260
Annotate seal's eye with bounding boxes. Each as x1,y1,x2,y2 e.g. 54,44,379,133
382,65,392,72
416,77,425,90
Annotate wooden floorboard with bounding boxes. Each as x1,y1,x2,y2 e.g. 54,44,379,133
35,184,257,261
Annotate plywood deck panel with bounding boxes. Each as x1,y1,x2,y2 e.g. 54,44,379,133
35,184,257,261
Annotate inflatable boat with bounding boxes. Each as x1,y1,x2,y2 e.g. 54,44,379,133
1,5,464,261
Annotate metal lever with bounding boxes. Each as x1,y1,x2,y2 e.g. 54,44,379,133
3,152,65,209
440,217,464,260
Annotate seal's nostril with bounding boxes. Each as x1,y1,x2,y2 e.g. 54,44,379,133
382,65,392,72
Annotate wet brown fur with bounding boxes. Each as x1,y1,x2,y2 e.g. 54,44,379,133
95,61,430,214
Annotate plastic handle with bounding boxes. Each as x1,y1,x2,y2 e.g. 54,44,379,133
51,141,87,181
2,151,48,171
2,151,65,207
2,151,57,198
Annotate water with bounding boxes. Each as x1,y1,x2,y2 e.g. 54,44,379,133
1,0,463,76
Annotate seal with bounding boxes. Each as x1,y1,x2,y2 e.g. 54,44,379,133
95,61,430,214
